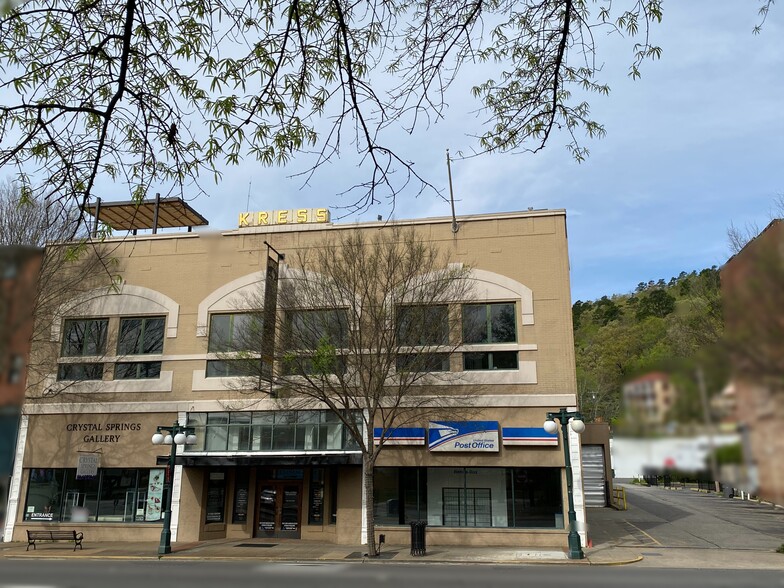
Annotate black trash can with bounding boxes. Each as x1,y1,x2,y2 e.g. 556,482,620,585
410,520,427,556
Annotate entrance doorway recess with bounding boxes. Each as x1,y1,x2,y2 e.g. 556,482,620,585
255,481,302,538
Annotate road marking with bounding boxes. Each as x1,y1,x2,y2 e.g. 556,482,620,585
625,522,662,546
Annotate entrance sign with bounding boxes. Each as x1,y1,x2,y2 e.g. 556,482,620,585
428,421,500,452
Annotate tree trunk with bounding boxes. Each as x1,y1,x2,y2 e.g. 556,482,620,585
363,453,377,557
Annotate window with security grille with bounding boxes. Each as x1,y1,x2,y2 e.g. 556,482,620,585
442,487,491,527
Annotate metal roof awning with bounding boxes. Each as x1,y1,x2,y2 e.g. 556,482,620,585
84,195,209,234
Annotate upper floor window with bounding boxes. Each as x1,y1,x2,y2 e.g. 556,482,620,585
285,309,349,350
8,354,23,384
61,318,108,357
208,313,261,353
396,305,449,346
462,303,516,344
118,316,165,355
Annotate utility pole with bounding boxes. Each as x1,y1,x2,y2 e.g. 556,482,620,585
697,366,721,493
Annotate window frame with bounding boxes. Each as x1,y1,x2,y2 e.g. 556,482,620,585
117,316,165,356
207,312,263,354
462,302,517,345
396,304,449,347
60,318,109,357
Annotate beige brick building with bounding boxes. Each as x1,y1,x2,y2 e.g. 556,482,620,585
4,208,585,550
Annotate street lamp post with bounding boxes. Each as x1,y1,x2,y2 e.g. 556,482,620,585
544,407,586,560
151,422,196,556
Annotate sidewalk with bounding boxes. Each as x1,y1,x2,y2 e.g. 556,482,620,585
0,537,641,566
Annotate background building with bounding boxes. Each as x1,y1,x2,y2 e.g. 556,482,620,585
0,246,42,536
721,219,784,506
622,372,676,426
4,207,586,549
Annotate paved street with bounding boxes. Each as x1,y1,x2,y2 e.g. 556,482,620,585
587,484,784,569
1,483,782,586
0,559,782,588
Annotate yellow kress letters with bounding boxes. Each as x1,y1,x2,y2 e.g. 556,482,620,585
239,208,330,227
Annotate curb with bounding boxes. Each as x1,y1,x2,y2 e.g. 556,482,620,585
0,552,644,566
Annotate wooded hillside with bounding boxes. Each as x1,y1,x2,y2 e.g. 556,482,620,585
573,267,727,431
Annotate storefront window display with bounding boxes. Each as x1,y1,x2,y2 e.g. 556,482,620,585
23,468,162,523
373,467,563,529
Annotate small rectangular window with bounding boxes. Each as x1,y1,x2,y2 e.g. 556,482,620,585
396,353,450,373
114,362,162,379
463,351,518,371
205,359,251,377
8,354,23,384
57,363,104,381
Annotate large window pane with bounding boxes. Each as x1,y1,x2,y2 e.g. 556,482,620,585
24,469,66,521
374,467,559,529
507,468,563,528
373,468,400,526
97,469,139,522
208,313,262,353
462,303,517,344
61,319,108,356
397,305,448,346
24,469,159,524
63,469,100,522
286,309,348,350
118,317,165,355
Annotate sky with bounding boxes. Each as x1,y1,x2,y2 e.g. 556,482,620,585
100,2,784,303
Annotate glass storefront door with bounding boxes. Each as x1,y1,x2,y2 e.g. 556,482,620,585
256,481,302,538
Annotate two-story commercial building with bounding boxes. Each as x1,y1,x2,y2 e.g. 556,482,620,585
4,205,586,550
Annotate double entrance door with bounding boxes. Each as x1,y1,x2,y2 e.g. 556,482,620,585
255,481,302,538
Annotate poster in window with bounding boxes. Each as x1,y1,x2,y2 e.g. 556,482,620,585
233,487,249,523
145,468,165,521
206,474,226,523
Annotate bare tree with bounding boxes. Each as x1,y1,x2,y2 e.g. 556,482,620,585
727,195,784,255
1,1,665,216
218,227,476,556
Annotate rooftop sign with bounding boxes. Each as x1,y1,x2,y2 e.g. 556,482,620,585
239,208,330,228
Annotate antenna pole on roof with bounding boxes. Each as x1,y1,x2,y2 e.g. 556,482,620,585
446,149,458,234
152,193,161,234
246,179,252,212
93,197,101,238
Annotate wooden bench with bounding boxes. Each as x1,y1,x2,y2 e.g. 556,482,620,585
26,530,84,551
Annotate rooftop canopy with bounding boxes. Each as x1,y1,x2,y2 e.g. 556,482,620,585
84,196,209,234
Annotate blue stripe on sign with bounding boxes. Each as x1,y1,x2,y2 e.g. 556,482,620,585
374,427,426,441
501,427,558,444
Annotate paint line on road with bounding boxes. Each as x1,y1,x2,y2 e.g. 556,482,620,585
0,585,58,588
625,522,662,546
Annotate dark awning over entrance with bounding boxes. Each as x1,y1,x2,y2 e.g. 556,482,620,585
157,454,363,467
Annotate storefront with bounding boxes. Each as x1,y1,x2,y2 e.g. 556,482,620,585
5,207,585,549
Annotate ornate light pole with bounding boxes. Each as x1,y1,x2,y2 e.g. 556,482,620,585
151,422,196,555
544,408,586,560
